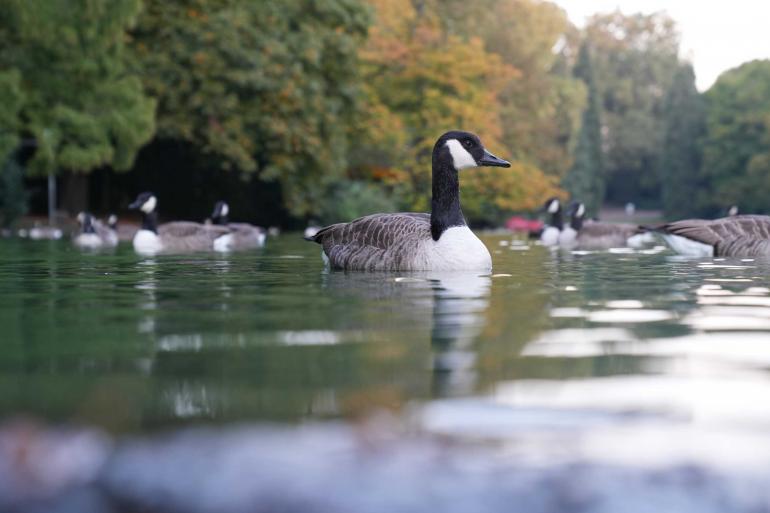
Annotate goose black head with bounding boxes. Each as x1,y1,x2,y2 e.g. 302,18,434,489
434,131,510,171
211,201,230,225
567,201,586,220
540,197,561,214
77,212,97,234
128,192,157,214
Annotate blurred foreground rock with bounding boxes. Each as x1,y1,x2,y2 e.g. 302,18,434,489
1,417,769,513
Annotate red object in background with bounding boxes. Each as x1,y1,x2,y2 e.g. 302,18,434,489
506,216,543,233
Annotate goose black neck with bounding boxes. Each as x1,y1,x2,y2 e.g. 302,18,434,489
430,150,465,241
141,212,158,234
570,215,583,231
213,215,228,226
550,211,563,231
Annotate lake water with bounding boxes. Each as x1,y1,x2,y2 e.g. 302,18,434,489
3,234,770,512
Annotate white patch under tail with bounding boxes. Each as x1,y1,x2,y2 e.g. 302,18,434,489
445,139,477,170
662,234,714,257
540,226,560,246
627,232,656,249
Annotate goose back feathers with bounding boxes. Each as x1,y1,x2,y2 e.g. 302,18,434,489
307,131,509,271
655,215,770,257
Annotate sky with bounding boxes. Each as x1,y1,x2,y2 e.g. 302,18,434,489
553,0,770,91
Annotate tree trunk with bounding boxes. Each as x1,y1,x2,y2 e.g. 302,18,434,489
60,172,89,215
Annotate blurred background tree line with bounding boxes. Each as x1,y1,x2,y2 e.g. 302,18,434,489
0,0,768,228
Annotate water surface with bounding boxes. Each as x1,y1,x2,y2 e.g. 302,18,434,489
2,234,769,440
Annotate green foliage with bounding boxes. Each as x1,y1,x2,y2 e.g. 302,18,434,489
700,60,770,214
659,64,705,218
353,0,565,226
585,11,680,205
0,0,155,176
0,71,23,161
317,180,398,224
562,43,604,216
440,0,586,178
0,155,27,228
130,0,370,217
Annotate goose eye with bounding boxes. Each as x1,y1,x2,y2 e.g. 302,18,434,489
463,139,474,148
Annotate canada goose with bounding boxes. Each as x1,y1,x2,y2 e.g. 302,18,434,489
539,197,563,246
128,192,230,255
210,201,266,251
305,131,510,271
652,215,770,257
26,224,63,240
73,212,118,248
560,202,646,249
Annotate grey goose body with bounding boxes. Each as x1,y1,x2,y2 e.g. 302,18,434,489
128,192,231,255
210,201,266,251
73,212,115,248
307,131,510,271
560,202,647,249
655,215,770,257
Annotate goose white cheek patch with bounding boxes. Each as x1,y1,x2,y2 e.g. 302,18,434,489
141,196,157,214
548,200,560,214
576,204,585,217
445,139,477,170
220,204,229,217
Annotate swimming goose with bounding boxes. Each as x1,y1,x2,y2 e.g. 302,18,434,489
128,192,230,255
306,131,510,271
210,201,266,251
559,202,646,249
539,197,563,246
73,212,104,248
653,215,770,257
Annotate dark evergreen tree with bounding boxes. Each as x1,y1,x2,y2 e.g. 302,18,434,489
563,43,604,216
660,64,705,218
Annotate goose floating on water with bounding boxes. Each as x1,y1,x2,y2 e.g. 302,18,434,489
651,215,770,257
560,202,650,249
539,197,563,246
73,212,118,248
210,201,266,251
128,192,230,255
306,131,510,271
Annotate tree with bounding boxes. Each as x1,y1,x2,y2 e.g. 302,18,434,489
700,60,770,214
353,0,562,223
562,43,603,216
130,0,370,218
439,0,586,179
659,64,704,218
0,71,23,161
0,0,155,177
585,11,680,206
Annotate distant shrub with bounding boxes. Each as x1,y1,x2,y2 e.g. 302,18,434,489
0,156,28,228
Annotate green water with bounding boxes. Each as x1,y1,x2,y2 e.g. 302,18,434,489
1,235,769,435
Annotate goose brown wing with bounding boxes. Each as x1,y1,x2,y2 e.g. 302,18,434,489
580,221,640,239
309,213,431,270
159,221,230,239
662,215,770,248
